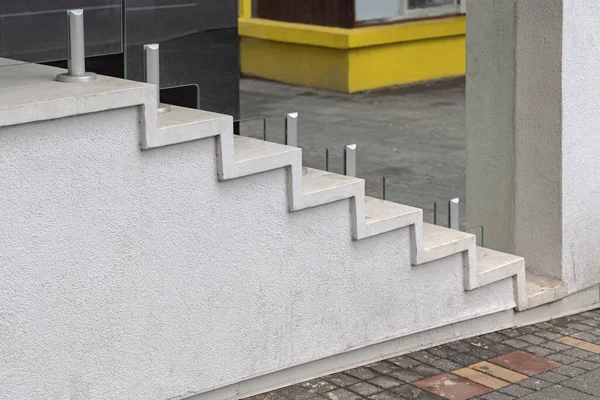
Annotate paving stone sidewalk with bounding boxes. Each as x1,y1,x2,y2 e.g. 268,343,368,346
244,309,600,400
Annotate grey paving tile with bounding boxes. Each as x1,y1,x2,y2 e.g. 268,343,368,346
540,341,571,352
524,345,554,357
346,367,381,381
367,361,401,375
566,323,595,332
391,384,441,399
570,360,600,371
499,384,534,397
408,351,439,365
534,371,569,383
446,341,472,353
368,392,404,400
578,319,600,328
300,379,339,394
584,354,600,363
483,332,511,343
387,356,421,369
445,351,481,366
480,393,515,400
520,385,597,399
551,364,587,378
248,391,290,400
429,358,462,372
368,376,402,390
533,331,562,341
387,369,423,384
547,353,579,364
519,326,541,334
348,382,383,397
277,385,320,400
427,346,454,359
324,373,360,388
562,368,600,396
324,388,363,400
410,365,443,378
562,348,596,360
500,329,525,338
518,335,546,345
503,339,531,349
517,378,553,391
570,332,598,342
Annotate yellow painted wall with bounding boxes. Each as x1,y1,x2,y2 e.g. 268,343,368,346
239,17,466,93
348,35,466,92
241,38,350,92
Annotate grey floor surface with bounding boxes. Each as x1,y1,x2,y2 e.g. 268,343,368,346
239,78,468,230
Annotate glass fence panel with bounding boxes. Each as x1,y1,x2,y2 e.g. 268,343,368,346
124,0,239,117
302,148,329,172
0,0,122,63
235,116,267,141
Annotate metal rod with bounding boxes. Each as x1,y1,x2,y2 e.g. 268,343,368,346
325,148,329,171
144,44,160,105
448,198,460,230
56,9,96,83
144,43,170,113
382,177,386,200
67,9,85,76
285,113,298,147
433,202,437,225
344,144,357,177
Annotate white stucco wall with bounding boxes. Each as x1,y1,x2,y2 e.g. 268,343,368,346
467,0,600,291
0,106,515,400
466,0,516,253
561,0,600,291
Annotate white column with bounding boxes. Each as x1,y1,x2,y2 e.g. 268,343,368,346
467,0,600,292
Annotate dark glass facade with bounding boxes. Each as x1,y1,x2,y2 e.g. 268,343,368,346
0,0,240,118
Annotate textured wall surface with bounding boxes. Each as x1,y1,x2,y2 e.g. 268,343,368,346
466,0,516,253
513,0,563,280
561,0,600,291
0,106,515,400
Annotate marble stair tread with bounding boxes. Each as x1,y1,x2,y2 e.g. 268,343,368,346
420,223,475,263
234,135,299,164
477,246,524,275
364,196,421,237
154,105,231,147
526,272,568,309
475,246,524,287
301,168,363,196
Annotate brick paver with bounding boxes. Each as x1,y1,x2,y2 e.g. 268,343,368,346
244,309,600,400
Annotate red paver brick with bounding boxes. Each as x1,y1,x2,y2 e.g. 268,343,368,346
412,373,492,399
488,351,560,376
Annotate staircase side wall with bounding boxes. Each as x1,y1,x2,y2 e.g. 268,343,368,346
0,107,515,400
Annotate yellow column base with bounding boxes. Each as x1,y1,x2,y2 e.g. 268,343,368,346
239,17,466,93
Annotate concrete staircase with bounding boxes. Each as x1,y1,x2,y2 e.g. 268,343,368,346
0,62,581,400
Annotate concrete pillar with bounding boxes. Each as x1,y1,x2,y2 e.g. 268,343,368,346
467,0,600,292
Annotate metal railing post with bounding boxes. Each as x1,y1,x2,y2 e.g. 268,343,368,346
285,112,298,147
56,9,97,83
144,43,171,113
344,144,357,177
448,198,460,230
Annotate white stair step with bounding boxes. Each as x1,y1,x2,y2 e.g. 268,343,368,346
526,273,568,309
233,136,300,177
419,223,475,264
476,246,524,287
234,136,298,164
301,168,363,209
154,105,230,147
364,196,421,237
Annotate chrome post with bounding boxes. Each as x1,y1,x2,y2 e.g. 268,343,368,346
344,144,357,177
285,112,298,147
449,198,460,230
144,43,171,113
56,9,97,83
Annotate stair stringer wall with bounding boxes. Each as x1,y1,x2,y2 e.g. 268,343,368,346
0,105,518,400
